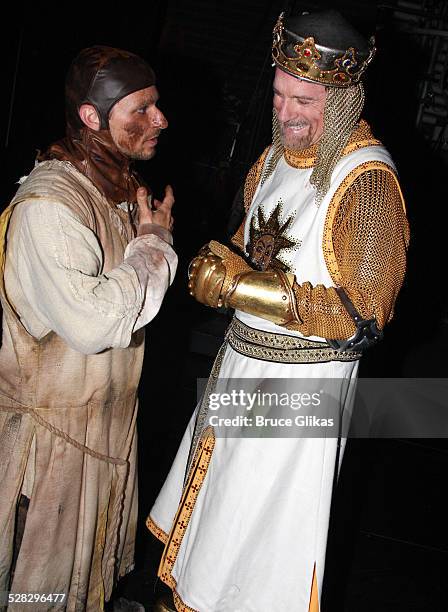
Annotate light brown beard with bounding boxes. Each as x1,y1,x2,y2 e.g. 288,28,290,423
279,122,313,151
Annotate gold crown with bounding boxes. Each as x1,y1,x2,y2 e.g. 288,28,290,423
272,13,375,87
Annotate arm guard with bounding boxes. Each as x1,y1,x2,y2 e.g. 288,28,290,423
188,241,302,326
224,269,301,326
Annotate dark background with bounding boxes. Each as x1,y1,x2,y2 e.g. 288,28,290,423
2,1,448,610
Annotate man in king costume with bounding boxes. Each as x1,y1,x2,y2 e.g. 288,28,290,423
0,47,177,610
148,10,409,612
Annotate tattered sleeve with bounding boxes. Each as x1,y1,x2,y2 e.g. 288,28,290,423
10,199,177,354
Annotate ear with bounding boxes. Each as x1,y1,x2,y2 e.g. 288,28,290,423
78,104,101,131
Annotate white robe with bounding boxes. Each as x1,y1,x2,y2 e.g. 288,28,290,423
149,145,394,612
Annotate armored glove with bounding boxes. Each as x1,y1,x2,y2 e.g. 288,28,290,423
188,241,302,327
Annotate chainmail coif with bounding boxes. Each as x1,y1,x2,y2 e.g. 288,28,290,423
311,83,365,203
263,82,365,205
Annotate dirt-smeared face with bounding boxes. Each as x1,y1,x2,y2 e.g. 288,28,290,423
108,86,168,160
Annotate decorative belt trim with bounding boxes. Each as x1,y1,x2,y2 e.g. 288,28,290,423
227,318,361,364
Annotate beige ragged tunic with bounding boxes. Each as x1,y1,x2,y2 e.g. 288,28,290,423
0,160,177,611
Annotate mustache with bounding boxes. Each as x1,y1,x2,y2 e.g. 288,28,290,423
280,120,310,129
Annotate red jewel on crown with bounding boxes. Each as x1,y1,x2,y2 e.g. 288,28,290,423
294,37,321,64
334,72,349,82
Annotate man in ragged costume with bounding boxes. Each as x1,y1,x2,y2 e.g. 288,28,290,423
148,10,409,612
0,46,177,611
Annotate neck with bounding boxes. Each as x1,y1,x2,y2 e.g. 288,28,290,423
38,126,143,205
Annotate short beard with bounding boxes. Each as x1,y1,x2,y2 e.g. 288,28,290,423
112,121,160,161
279,120,312,151
114,141,156,161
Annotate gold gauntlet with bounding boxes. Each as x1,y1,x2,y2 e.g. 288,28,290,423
188,241,251,307
188,246,227,308
188,241,302,326
225,269,302,326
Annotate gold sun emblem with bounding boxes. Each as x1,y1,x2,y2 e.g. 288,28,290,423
247,202,297,272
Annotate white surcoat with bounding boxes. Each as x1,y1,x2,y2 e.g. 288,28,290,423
149,144,396,612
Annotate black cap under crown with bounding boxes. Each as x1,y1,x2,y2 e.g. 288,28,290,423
272,10,375,87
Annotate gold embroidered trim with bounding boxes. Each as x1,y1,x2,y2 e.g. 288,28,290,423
322,161,406,285
228,318,360,363
171,587,199,612
284,145,318,169
284,138,381,169
146,515,169,545
344,138,381,155
243,147,270,211
157,428,215,609
157,582,200,612
308,562,320,612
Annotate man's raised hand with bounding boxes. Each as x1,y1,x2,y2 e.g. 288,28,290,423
136,185,174,235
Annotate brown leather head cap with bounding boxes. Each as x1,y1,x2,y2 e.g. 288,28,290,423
66,45,156,132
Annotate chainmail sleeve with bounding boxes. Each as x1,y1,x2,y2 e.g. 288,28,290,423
288,164,409,339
